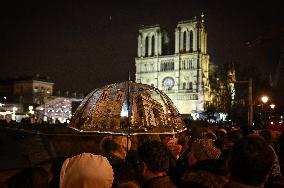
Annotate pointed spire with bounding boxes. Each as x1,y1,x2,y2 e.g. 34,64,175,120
201,12,205,23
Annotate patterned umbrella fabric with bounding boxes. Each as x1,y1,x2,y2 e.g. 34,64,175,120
69,81,186,135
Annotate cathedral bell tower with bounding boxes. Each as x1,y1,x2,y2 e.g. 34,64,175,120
135,14,210,115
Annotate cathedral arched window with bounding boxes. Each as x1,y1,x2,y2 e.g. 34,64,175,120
183,82,186,89
160,61,174,72
145,36,149,57
188,82,193,90
161,63,164,71
183,31,187,52
151,35,155,56
189,31,193,52
182,60,186,70
161,35,165,55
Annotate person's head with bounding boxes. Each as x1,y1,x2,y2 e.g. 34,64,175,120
137,134,161,147
100,136,131,159
216,128,227,140
204,128,218,140
166,137,183,159
177,130,191,146
228,134,274,186
60,153,114,188
137,140,170,180
189,138,221,167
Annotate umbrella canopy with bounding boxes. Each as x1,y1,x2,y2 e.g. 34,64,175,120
69,81,186,135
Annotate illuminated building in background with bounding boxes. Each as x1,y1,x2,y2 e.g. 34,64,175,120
0,75,54,109
0,75,84,123
135,14,210,114
35,97,82,124
227,63,236,106
0,75,54,122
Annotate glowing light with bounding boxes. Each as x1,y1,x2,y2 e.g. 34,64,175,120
261,96,269,103
12,107,17,120
191,113,199,120
29,106,33,111
120,108,128,117
270,104,275,109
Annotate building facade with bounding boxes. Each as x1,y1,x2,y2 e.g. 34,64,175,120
0,76,54,106
135,15,210,114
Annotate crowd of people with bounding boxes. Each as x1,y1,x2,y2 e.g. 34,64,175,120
2,122,284,188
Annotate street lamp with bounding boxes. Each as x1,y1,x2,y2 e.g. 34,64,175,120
270,104,275,109
261,96,269,104
260,96,269,123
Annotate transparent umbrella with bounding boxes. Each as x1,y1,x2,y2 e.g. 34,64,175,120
69,81,186,135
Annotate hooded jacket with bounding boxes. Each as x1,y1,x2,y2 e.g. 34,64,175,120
60,153,114,188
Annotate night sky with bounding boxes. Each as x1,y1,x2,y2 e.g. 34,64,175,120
0,1,283,94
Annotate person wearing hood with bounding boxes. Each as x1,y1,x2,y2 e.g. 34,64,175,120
60,153,114,188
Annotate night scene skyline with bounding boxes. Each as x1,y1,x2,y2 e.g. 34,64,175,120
0,0,283,95
1,1,284,180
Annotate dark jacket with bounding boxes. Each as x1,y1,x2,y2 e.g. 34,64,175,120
144,175,177,188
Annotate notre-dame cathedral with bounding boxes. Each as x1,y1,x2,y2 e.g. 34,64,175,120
135,14,210,115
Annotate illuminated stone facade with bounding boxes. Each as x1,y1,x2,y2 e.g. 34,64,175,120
135,15,210,114
35,97,82,123
0,76,54,106
14,79,54,105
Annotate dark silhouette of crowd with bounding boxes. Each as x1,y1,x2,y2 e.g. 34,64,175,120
2,123,284,188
